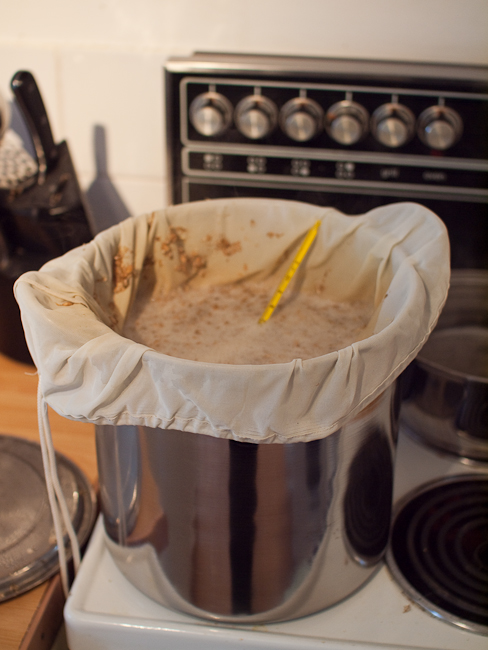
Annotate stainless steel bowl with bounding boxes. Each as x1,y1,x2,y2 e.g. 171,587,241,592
401,269,488,461
95,384,398,623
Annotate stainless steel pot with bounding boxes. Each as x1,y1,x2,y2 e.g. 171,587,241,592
95,384,398,623
401,269,488,461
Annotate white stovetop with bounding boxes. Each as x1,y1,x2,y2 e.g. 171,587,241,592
64,432,487,650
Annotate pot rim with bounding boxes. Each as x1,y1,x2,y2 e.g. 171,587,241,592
417,268,488,384
415,353,488,385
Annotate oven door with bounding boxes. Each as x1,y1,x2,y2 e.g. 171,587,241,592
181,178,488,270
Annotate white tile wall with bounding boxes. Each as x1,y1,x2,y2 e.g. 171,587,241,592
60,49,166,179
1,0,487,227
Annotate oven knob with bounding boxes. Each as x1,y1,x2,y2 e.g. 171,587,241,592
279,97,324,142
325,100,369,146
371,103,415,148
417,105,463,150
189,92,233,137
234,95,278,139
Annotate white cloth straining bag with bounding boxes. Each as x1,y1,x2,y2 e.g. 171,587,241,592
15,198,450,444
14,198,450,595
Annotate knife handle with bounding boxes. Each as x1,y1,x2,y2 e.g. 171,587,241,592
11,70,58,183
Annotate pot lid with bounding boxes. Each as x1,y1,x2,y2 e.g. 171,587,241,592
0,434,97,601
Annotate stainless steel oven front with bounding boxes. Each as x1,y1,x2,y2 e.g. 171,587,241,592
164,53,488,270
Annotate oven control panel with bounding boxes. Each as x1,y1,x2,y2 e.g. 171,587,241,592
165,54,488,233
183,79,480,155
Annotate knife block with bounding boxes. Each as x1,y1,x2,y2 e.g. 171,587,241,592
0,141,93,364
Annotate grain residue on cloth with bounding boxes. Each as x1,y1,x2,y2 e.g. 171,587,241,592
160,226,207,277
123,281,373,365
266,231,284,238
113,246,135,294
216,236,242,257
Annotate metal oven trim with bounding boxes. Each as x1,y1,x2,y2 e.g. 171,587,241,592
180,141,488,172
181,177,488,205
181,149,488,202
166,53,488,85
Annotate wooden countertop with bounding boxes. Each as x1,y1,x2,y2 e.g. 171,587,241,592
0,351,97,650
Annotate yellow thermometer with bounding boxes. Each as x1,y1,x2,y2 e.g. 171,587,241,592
258,220,321,324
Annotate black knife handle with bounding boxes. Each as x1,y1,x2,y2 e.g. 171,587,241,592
11,71,58,183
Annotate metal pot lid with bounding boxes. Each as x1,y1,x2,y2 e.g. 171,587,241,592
386,475,488,636
0,434,97,602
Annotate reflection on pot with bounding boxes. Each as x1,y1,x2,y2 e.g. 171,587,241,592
344,428,394,565
401,270,488,460
95,384,397,623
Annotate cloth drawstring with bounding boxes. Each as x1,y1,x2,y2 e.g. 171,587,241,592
37,382,81,598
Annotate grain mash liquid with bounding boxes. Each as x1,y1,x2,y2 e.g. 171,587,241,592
123,282,372,365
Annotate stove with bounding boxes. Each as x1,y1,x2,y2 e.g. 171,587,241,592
63,53,488,649
65,430,487,650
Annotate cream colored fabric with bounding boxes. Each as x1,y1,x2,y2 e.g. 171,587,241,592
15,198,450,443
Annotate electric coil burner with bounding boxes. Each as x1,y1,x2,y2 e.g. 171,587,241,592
388,476,488,635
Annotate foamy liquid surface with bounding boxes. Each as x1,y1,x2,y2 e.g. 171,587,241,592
123,283,372,365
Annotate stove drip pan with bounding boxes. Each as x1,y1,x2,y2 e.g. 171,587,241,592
387,475,488,635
